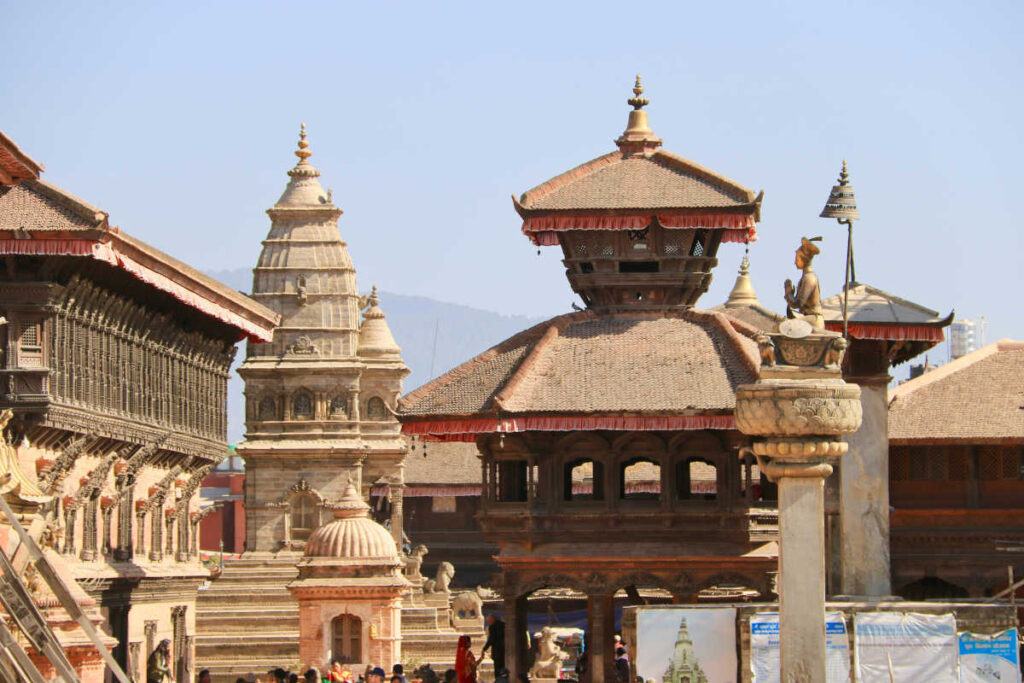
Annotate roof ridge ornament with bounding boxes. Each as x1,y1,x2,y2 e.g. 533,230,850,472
616,74,662,156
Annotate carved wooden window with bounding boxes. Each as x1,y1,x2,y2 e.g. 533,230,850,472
18,319,43,367
978,445,1001,481
680,459,717,500
496,460,528,503
290,495,317,541
259,397,277,421
292,393,313,420
366,397,388,421
563,458,603,502
330,395,348,419
331,614,361,664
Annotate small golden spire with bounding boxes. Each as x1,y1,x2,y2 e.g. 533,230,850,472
627,75,650,110
295,122,312,161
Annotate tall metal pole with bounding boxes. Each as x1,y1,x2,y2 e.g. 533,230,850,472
841,218,853,338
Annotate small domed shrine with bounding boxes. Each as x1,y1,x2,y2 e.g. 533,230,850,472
399,78,778,683
289,480,410,670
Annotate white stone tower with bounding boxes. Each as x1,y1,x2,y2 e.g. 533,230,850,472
662,617,708,683
237,124,409,553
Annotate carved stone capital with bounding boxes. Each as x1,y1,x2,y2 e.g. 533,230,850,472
735,381,861,438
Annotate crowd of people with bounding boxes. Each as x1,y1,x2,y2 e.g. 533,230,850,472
188,616,632,683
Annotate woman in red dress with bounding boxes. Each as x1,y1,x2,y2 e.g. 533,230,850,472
455,635,478,683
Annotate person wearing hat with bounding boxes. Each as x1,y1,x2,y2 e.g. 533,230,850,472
784,236,824,330
147,639,174,683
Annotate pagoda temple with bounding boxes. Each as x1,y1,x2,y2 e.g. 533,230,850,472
398,79,778,683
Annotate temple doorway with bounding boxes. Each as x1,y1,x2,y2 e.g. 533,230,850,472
331,614,362,664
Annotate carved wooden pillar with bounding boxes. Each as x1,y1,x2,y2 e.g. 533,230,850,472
389,483,404,548
150,506,163,562
62,503,77,556
172,606,187,683
586,592,615,683
503,593,528,682
101,500,114,557
136,510,147,557
80,496,99,561
144,620,157,664
165,511,175,557
116,479,135,561
177,508,190,562
128,642,141,683
189,515,201,558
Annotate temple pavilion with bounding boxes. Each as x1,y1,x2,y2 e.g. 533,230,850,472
398,79,778,683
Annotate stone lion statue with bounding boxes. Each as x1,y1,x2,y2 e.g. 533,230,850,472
423,561,455,594
529,627,568,679
451,589,483,624
403,544,429,581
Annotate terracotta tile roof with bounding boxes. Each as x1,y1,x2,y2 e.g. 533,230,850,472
889,340,1024,443
517,150,757,213
0,179,106,232
399,309,759,420
0,131,44,186
712,302,783,332
0,178,279,341
404,441,481,485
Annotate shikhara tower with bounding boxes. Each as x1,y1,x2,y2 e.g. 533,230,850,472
237,125,409,552
662,618,708,683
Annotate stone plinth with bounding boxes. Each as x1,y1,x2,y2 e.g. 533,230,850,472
735,330,861,683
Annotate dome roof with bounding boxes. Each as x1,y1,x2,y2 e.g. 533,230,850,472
304,480,398,561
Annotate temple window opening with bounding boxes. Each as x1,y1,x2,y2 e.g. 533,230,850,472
292,392,313,419
619,458,661,501
258,396,277,421
564,458,604,502
365,396,388,420
330,394,348,418
331,614,362,664
289,495,318,541
496,459,529,502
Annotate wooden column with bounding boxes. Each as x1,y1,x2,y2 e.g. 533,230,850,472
504,594,528,681
586,592,615,683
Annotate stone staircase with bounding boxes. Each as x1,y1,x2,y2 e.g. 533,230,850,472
195,554,490,683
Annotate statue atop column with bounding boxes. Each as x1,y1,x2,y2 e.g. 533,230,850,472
783,237,824,331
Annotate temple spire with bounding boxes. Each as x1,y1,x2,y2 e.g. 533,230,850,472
288,122,321,179
725,247,760,307
616,75,662,155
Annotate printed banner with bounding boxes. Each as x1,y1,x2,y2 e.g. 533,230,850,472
749,612,850,682
958,629,1020,683
636,607,737,683
854,612,958,682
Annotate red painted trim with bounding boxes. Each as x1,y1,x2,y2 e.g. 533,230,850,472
824,322,945,342
401,414,735,440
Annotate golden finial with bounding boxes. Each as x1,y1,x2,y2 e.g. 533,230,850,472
369,285,380,307
295,122,312,161
627,75,650,110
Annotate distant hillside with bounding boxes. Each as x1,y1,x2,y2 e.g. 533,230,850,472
205,267,546,442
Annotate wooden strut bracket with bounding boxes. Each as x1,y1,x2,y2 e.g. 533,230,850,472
0,474,132,683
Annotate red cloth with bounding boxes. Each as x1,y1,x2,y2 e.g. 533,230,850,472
456,635,477,683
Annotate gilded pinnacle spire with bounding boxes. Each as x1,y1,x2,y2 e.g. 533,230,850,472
837,160,850,186
616,74,661,155
627,75,649,110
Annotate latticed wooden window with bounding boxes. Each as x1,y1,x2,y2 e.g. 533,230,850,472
1002,448,1023,479
947,447,969,480
18,320,42,367
909,448,947,481
978,445,1001,481
331,614,361,664
889,447,910,482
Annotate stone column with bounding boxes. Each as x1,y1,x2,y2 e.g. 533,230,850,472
389,483,404,548
840,380,891,596
736,331,861,683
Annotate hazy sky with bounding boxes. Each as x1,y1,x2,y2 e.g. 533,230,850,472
4,1,1022,358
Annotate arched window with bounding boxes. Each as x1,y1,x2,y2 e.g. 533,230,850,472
331,614,362,664
290,496,318,541
365,396,388,420
330,395,348,418
259,397,277,421
292,393,313,420
676,459,717,500
619,458,661,500
563,458,604,502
